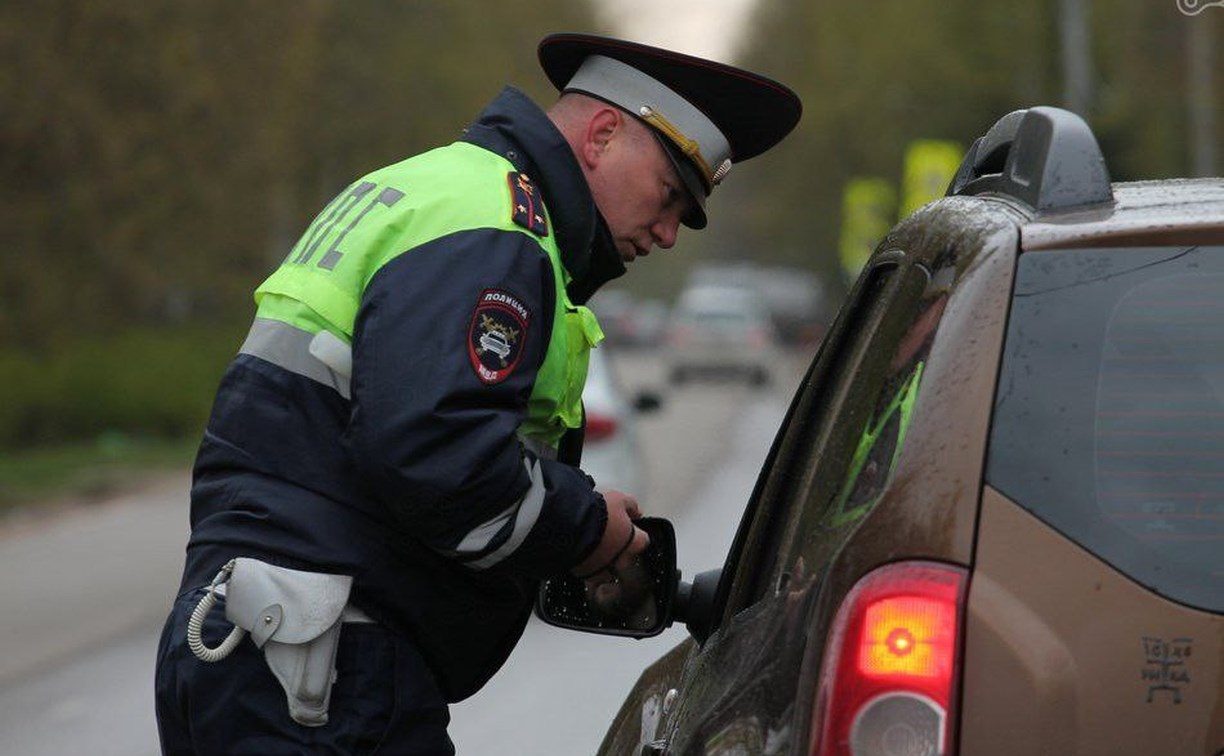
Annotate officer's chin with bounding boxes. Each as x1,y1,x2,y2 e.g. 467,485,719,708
620,244,647,263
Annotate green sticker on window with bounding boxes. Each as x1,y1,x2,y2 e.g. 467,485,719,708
826,361,925,528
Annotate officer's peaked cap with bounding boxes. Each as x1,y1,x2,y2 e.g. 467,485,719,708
539,33,802,229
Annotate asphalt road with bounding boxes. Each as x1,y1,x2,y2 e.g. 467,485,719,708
0,348,809,755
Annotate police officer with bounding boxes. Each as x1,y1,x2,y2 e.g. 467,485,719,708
154,32,801,755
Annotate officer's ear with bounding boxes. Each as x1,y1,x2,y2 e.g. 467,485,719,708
580,107,623,169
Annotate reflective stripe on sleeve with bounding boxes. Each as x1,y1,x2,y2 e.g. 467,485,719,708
239,318,353,399
517,434,557,461
459,459,547,570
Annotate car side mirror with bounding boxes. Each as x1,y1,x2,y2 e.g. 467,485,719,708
675,568,722,645
535,517,679,638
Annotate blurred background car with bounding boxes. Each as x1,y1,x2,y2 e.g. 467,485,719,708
579,346,661,498
664,283,779,386
587,288,669,349
687,262,829,347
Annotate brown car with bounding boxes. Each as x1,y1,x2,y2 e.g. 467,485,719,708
538,106,1224,756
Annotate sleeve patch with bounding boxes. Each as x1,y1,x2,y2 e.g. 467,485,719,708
468,288,531,384
508,172,549,237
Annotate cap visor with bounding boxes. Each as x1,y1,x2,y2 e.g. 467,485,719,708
652,133,707,229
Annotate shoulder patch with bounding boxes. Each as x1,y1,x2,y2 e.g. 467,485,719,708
468,288,531,384
507,172,549,237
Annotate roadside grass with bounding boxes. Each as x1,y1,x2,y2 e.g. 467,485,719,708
0,435,197,516
0,322,241,519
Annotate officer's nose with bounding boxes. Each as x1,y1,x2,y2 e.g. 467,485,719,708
651,215,680,250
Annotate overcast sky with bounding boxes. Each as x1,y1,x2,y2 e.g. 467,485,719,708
595,0,759,62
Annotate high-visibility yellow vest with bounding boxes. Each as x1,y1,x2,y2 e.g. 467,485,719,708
249,141,603,450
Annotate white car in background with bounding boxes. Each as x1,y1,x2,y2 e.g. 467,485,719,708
665,284,779,386
580,346,659,498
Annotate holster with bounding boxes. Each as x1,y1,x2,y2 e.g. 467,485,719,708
223,558,355,727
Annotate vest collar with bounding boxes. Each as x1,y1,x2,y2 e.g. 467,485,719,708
461,87,625,304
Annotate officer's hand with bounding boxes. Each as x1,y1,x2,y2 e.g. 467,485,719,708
571,489,651,580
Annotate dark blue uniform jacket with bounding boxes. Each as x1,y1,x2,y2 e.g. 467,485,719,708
179,87,626,701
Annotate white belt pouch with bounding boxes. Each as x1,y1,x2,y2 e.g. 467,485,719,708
191,557,357,727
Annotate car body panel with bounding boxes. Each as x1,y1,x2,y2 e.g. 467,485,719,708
828,198,1021,568
962,486,1224,756
1022,180,1224,251
597,639,696,754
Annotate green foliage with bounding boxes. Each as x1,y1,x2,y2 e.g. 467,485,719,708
0,324,244,449
0,0,603,451
0,0,604,353
727,0,1222,294
0,437,196,511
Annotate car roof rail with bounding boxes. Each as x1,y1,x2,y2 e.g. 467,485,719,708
946,106,1114,212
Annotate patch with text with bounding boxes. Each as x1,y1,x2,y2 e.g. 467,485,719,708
468,288,530,384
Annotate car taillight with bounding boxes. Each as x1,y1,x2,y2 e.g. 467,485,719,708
811,561,968,756
585,413,619,443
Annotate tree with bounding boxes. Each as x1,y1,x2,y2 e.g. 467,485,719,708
0,0,603,351
712,0,1220,298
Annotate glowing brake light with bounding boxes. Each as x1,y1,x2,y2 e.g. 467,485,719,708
811,561,968,756
859,596,956,680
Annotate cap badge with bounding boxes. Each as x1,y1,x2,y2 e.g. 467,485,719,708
637,105,713,186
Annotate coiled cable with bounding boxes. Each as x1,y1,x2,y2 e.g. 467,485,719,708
185,559,247,662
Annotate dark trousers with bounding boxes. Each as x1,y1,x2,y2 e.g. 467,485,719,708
155,588,455,756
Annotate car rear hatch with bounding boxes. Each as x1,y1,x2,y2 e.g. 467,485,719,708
963,241,1224,754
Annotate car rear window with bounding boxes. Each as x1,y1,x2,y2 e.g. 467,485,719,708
987,245,1224,612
